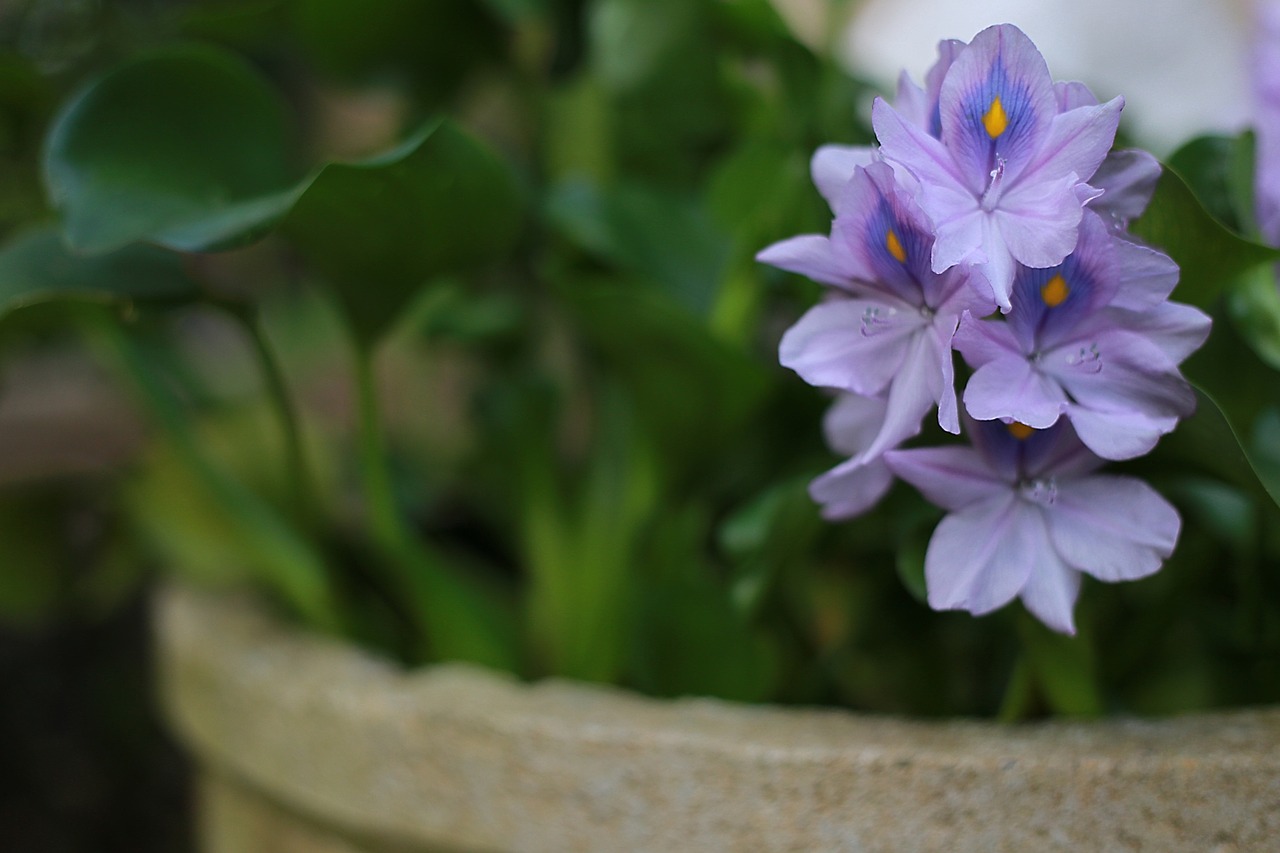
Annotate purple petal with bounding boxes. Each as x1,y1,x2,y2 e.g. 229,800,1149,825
932,321,962,434
811,145,877,210
924,493,1037,616
885,445,1007,511
1049,328,1196,420
937,24,1058,192
952,311,1020,366
779,298,919,395
1065,404,1178,460
963,356,1068,428
1017,545,1081,635
756,234,856,289
873,98,973,206
822,392,890,456
1054,81,1099,111
1048,475,1180,581
809,455,894,520
995,173,1088,269
1090,149,1162,227
860,330,942,459
1102,302,1211,365
1106,234,1181,310
1023,98,1124,185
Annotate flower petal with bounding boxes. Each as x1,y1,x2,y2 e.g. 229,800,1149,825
809,455,894,520
952,311,1021,366
1065,404,1178,460
885,445,1007,511
1047,475,1180,581
822,392,890,456
811,144,877,210
1106,234,1181,310
937,24,1058,191
860,329,941,459
963,356,1067,428
779,298,919,395
1103,302,1211,365
1023,98,1124,185
924,493,1037,616
756,234,856,289
1091,149,1162,227
1017,542,1081,635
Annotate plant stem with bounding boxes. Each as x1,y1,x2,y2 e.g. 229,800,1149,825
220,300,315,524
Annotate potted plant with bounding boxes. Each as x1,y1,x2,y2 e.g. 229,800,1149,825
2,0,1279,850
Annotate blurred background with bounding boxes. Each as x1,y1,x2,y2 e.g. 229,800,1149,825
0,0,1265,850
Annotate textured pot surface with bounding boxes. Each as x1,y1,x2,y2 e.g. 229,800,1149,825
156,583,1280,853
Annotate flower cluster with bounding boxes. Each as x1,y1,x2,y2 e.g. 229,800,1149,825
759,24,1211,634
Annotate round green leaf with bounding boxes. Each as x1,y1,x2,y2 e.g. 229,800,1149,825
44,43,300,254
0,226,200,321
281,120,524,343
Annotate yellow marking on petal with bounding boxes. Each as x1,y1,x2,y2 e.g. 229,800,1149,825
1007,421,1035,441
885,229,907,263
982,95,1008,138
1041,273,1070,307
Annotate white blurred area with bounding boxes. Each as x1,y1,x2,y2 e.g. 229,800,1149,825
773,0,1256,153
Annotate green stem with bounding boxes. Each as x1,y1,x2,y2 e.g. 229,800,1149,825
353,344,409,552
220,301,315,524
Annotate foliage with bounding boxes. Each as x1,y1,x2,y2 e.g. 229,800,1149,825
0,0,1276,719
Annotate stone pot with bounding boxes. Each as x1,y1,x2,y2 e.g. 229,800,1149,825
155,582,1280,853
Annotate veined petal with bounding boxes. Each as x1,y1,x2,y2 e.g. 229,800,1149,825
1103,302,1211,365
924,493,1036,616
963,356,1067,428
994,173,1087,269
952,311,1021,366
860,330,941,459
1107,235,1181,310
1024,98,1124,185
1064,404,1177,460
1017,537,1081,635
874,98,972,200
1049,328,1196,419
809,455,895,520
938,24,1058,191
756,234,856,289
1091,149,1162,227
885,445,1007,511
779,298,919,395
1048,475,1180,581
812,144,877,210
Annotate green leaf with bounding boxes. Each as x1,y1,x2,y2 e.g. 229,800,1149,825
546,180,731,317
281,120,523,343
44,43,300,254
1130,163,1280,309
0,227,201,322
1166,133,1257,235
1017,612,1103,717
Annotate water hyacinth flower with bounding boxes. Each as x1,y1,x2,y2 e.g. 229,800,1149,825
873,24,1124,310
1254,0,1280,245
759,161,995,461
885,420,1180,635
807,393,894,520
954,212,1210,460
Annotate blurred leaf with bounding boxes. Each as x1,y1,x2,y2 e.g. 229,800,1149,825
1130,163,1280,309
0,228,200,324
1018,612,1103,717
45,43,300,254
1166,133,1257,235
547,180,731,316
290,0,503,102
282,120,524,343
720,477,822,618
1228,264,1280,371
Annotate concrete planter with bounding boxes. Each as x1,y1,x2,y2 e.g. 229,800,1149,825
156,582,1280,853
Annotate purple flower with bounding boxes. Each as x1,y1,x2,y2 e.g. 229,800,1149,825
1254,0,1280,245
873,24,1124,311
953,212,1210,460
758,161,995,461
885,420,1180,634
811,39,967,207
